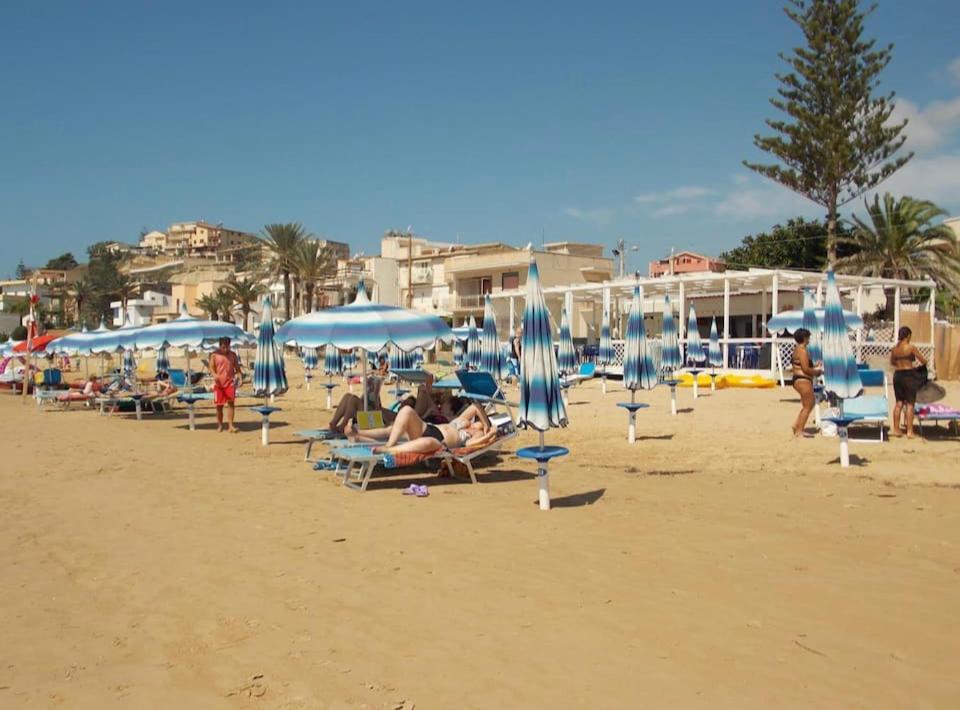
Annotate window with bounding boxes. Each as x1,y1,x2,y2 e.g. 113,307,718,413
502,272,519,290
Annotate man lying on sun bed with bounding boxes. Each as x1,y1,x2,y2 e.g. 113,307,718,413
351,400,497,455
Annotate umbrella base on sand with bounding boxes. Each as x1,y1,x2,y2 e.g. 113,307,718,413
664,379,680,415
517,436,569,511
617,401,649,444
823,414,861,468
251,405,282,446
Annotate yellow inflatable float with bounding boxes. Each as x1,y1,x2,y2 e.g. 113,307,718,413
673,372,776,389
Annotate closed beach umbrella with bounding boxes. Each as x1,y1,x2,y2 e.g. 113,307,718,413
467,315,481,370
822,271,862,402
557,307,577,376
685,304,705,365
389,344,414,371
518,259,568,510
122,348,137,379
480,294,503,379
302,347,319,371
708,317,723,367
253,299,288,398
598,308,614,394
341,348,356,373
413,347,424,369
453,337,464,368
323,345,341,376
624,285,658,398
802,289,823,365
660,295,681,374
156,345,170,376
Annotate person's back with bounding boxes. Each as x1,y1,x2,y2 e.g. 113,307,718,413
890,341,918,370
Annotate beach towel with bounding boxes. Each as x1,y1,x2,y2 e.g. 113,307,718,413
916,403,960,418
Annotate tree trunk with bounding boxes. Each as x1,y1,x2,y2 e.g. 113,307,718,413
282,270,291,320
242,306,250,331
826,204,838,268
305,284,314,313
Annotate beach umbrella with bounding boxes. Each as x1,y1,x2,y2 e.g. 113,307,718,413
467,315,481,370
822,271,863,467
802,290,823,365
275,280,452,410
517,259,568,511
598,309,614,394
323,345,342,377
122,348,137,379
12,333,60,353
253,298,288,397
389,343,413,371
708,317,723,367
766,306,863,333
89,316,141,355
624,286,658,396
660,295,681,374
480,294,504,379
341,348,356,372
453,337,464,368
557,307,577,378
156,346,170,376
685,304,705,366
413,347,424,369
302,347,319,371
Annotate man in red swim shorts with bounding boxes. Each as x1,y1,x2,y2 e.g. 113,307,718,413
209,336,242,433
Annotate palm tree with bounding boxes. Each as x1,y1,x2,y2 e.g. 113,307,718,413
196,293,222,321
110,274,141,322
259,223,309,320
69,276,95,326
837,194,960,316
223,275,264,330
292,240,336,313
215,287,237,323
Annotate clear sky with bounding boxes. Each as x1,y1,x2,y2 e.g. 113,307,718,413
2,0,958,276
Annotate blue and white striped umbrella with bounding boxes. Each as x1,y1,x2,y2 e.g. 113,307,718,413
624,285,658,393
557,307,577,376
51,325,92,356
480,294,504,379
341,348,357,372
156,345,170,376
802,289,823,365
122,348,137,378
253,298,288,397
766,306,863,333
518,260,567,431
660,295,681,373
90,317,141,354
412,347,424,369
389,344,414,370
685,303,706,366
134,304,252,350
708,317,723,367
323,345,342,376
275,280,452,352
598,309,614,366
302,347,319,371
453,337,464,367
467,315,481,370
822,271,863,401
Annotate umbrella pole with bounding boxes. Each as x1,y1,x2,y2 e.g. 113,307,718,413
361,348,368,412
601,371,607,394
537,430,550,511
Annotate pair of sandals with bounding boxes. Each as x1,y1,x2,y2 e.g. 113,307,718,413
402,484,429,497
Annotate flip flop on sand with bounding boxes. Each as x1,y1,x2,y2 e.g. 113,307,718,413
402,484,419,495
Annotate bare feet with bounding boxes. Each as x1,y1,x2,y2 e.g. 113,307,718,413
216,425,224,433
228,426,239,434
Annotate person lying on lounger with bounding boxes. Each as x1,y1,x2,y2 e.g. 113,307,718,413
328,373,462,434
355,401,497,455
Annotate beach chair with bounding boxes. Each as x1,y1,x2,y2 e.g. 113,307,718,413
295,410,387,461
841,394,889,442
914,403,960,438
563,362,596,387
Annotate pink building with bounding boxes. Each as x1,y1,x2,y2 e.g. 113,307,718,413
648,250,725,278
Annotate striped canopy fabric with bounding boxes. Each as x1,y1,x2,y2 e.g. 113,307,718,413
660,295,681,374
302,347,319,371
323,345,342,376
389,344,414,371
275,280,453,352
412,347,424,369
708,317,723,367
518,260,568,432
766,306,863,333
467,315,481,370
90,317,141,354
685,304,706,366
50,325,92,356
822,271,863,401
134,304,251,350
122,348,137,378
156,345,170,376
453,338,464,367
480,294,503,379
557,307,577,376
598,310,614,366
252,299,288,397
802,290,823,365
341,348,357,372
624,285,658,392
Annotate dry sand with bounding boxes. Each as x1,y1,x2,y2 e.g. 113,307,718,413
2,362,959,709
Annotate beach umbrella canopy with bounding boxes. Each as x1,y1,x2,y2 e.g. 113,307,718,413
766,306,863,333
0,340,23,357
480,294,504,378
801,290,823,364
518,260,568,431
467,315,481,370
275,281,452,351
89,317,141,354
624,285,658,392
252,299,288,397
341,348,356,372
685,304,706,365
156,345,170,376
660,295,681,373
821,271,863,401
451,326,471,341
557,307,577,376
301,347,319,371
412,347,424,369
50,326,91,356
389,343,414,370
134,304,252,350
598,309,614,366
323,345,341,376
708,317,723,367
13,333,60,353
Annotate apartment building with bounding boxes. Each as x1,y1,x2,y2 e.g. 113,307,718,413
139,221,254,258
648,250,725,278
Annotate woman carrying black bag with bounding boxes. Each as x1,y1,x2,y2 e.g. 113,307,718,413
890,326,928,438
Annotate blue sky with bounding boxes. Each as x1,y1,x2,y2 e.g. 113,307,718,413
1,0,958,276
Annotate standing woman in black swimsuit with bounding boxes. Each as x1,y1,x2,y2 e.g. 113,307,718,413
791,328,823,437
890,326,927,438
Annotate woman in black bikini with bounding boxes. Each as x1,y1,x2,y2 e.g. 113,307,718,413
791,328,822,437
356,400,496,455
890,326,927,438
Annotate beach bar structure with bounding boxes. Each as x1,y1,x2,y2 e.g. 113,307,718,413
487,268,939,378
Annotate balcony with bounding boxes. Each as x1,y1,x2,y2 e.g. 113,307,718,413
453,295,487,311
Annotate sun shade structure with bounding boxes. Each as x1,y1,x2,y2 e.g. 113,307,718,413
708,317,723,367
660,295,681,374
557,307,577,377
801,290,823,365
623,285,658,397
480,294,504,379
155,346,170,376
134,304,251,350
767,307,863,333
323,345,342,376
685,303,705,365
252,298,288,399
517,259,568,510
467,315,481,370
822,271,863,402
89,317,141,354
598,308,614,394
302,347,319,371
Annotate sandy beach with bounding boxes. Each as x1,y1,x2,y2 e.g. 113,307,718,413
2,362,959,709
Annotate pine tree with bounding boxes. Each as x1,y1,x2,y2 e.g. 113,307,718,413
744,0,912,266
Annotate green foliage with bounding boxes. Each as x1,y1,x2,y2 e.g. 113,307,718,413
259,223,309,319
744,0,912,263
11,325,27,341
292,240,337,313
45,252,79,270
195,293,222,320
719,217,851,270
223,275,264,330
14,259,27,279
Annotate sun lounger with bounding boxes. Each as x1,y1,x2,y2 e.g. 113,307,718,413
96,394,146,420
563,362,596,386
914,403,960,438
841,394,889,442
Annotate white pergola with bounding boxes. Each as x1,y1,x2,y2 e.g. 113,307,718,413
491,268,938,375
